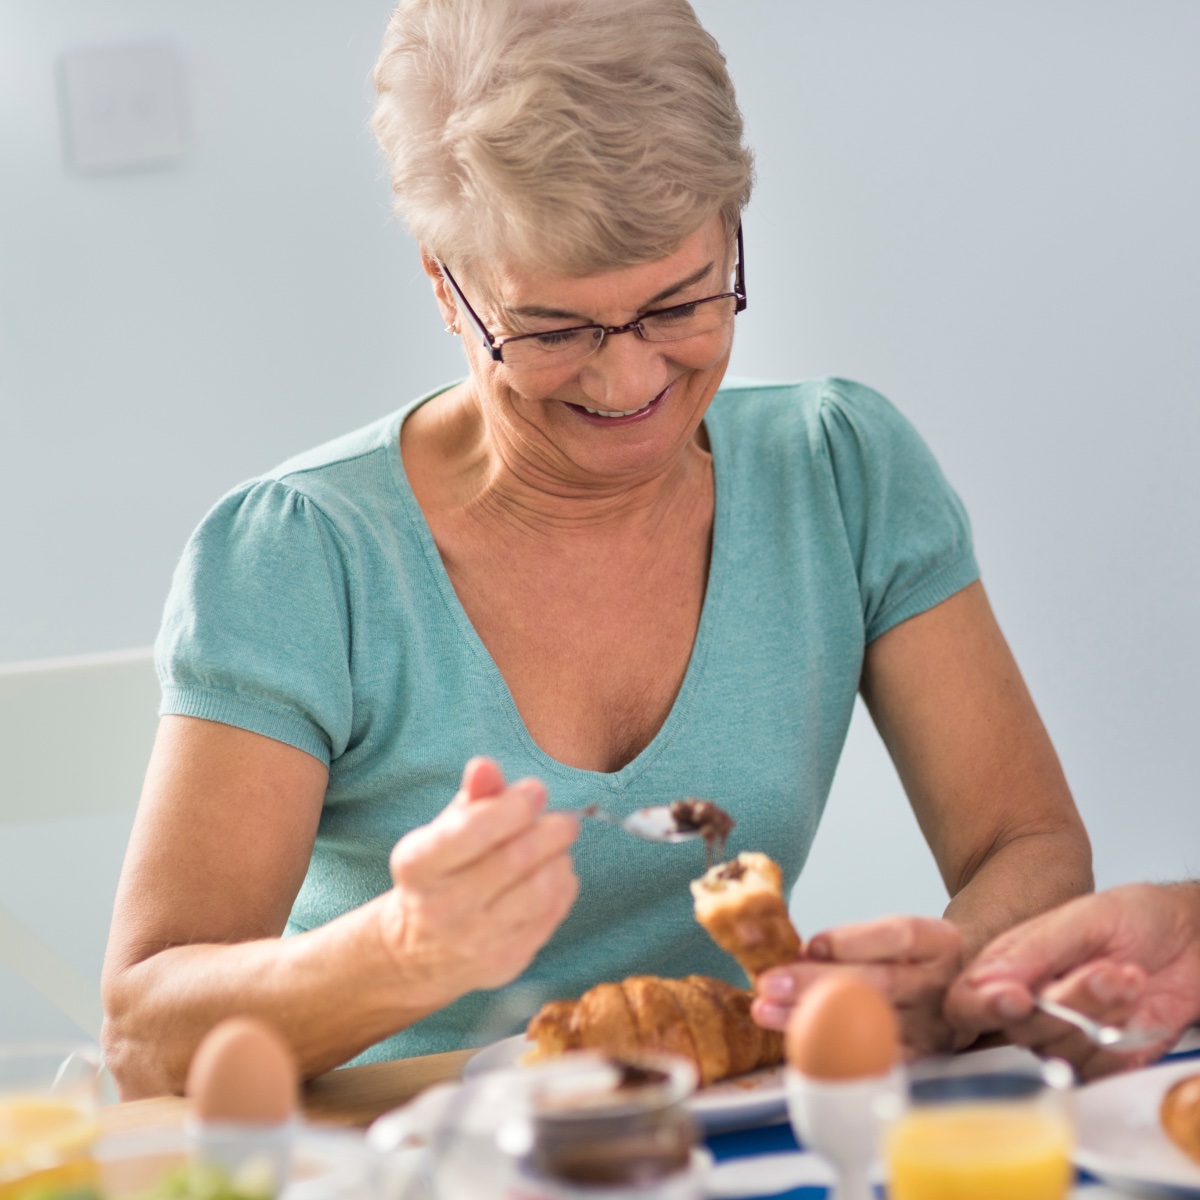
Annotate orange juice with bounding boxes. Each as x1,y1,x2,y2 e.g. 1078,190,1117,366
0,1095,100,1200
886,1103,1072,1200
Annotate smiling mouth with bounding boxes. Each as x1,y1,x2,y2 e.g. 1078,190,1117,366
582,399,654,418
568,384,670,420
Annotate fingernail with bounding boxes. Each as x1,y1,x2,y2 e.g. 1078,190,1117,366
756,1002,789,1029
760,973,796,1001
514,779,547,806
993,991,1027,1021
988,984,1027,1022
807,937,831,962
1088,973,1117,1005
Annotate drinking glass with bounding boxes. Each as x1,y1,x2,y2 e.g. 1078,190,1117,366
0,1044,102,1200
884,1058,1074,1200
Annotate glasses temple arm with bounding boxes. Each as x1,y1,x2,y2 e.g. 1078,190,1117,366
438,261,505,362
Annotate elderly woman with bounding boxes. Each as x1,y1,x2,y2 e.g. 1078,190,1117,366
102,0,1091,1097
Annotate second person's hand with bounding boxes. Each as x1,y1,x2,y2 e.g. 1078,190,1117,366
945,883,1200,1079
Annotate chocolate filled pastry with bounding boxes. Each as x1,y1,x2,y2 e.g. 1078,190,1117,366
1161,1073,1200,1165
690,852,802,982
525,974,784,1086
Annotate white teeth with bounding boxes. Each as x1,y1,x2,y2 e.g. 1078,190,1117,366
583,398,653,417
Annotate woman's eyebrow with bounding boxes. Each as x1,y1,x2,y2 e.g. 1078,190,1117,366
642,260,716,308
506,260,717,322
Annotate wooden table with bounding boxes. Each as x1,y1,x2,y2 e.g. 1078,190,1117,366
101,1048,475,1135
95,1028,1049,1139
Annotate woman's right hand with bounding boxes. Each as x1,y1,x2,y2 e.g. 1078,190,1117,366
381,757,580,1009
103,725,578,1098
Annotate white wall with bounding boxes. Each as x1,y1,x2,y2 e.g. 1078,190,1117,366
2,1,1198,1040
0,0,458,661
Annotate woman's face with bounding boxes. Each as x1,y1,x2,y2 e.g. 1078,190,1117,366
430,217,738,490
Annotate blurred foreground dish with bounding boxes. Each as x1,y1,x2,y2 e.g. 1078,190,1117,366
1161,1072,1200,1165
884,1062,1074,1200
0,1046,101,1200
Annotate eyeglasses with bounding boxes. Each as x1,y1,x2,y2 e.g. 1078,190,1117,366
439,224,746,370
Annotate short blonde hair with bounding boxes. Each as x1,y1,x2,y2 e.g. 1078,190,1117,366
371,0,753,275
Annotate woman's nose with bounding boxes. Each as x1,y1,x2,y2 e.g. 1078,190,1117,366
576,328,668,411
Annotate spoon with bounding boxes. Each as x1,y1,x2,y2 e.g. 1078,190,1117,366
1034,995,1167,1052
578,804,701,844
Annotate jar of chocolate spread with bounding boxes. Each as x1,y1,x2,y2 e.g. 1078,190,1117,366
503,1054,708,1199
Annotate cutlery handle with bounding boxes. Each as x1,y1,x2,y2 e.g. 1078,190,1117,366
1034,995,1167,1052
578,805,620,826
1034,995,1096,1036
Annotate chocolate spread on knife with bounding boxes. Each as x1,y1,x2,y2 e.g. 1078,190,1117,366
669,798,734,866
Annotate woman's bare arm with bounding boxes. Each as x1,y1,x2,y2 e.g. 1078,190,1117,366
102,716,578,1098
753,580,1092,1051
862,579,1093,956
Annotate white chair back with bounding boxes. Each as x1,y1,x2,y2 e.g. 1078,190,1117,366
0,648,158,1038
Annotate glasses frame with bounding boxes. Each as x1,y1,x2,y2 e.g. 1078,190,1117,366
439,223,746,366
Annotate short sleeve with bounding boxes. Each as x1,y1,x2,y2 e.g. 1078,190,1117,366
818,379,979,643
156,479,354,764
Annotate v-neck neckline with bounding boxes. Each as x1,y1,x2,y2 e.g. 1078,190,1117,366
385,384,731,792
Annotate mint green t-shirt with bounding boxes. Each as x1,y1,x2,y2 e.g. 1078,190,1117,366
156,377,978,1063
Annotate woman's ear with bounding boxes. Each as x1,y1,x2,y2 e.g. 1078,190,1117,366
420,247,459,333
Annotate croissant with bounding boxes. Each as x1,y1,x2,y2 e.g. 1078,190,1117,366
525,974,784,1086
690,852,802,982
1161,1073,1200,1165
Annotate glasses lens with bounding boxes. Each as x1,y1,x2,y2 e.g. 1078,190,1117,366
499,293,739,368
639,295,739,344
502,326,604,368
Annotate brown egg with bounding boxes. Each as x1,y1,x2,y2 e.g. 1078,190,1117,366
785,974,899,1080
186,1017,298,1124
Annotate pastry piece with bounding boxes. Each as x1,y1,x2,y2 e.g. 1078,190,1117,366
525,974,783,1086
690,852,801,982
525,999,578,1060
1161,1073,1200,1165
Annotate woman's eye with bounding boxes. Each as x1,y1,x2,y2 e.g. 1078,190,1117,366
534,329,587,348
651,303,698,323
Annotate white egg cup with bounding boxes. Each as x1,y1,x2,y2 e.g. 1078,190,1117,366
784,1066,902,1200
185,1114,297,1192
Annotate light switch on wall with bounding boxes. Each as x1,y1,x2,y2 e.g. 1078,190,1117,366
59,42,186,173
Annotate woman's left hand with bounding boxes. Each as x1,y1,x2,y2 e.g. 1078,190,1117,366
752,915,968,1055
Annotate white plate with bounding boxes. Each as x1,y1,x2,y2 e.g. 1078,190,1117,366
463,1034,785,1134
1075,1058,1200,1196
95,1124,374,1200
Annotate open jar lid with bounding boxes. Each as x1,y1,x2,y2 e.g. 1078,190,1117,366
528,1053,697,1122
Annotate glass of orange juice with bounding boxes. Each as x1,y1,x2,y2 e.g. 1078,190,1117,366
884,1058,1074,1200
0,1044,102,1200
